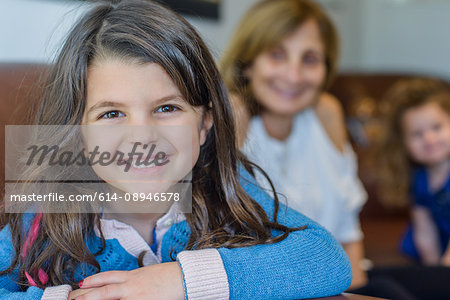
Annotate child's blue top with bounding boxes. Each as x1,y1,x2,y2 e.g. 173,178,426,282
412,167,450,234
401,167,450,258
0,168,352,299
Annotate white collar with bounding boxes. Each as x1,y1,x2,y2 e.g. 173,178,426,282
95,203,186,265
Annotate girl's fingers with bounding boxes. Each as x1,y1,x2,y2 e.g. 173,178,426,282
81,271,129,288
75,283,124,300
69,288,99,300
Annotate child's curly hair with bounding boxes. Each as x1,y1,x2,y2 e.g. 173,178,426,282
377,77,450,207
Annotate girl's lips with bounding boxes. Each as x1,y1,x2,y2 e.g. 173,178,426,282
118,153,172,165
117,155,172,175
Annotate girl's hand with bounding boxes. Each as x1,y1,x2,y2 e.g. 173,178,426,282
75,262,184,300
68,288,97,299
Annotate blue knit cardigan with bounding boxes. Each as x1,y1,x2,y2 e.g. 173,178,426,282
0,169,352,299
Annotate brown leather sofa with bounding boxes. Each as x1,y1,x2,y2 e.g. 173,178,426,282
1,63,434,266
0,63,49,200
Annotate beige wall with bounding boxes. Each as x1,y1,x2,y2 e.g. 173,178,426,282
2,0,450,80
0,0,258,63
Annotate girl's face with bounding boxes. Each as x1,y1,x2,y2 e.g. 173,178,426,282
82,60,212,197
245,19,326,117
402,102,450,166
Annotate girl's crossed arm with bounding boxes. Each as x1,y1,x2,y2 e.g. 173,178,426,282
0,177,352,300
76,170,352,300
208,171,353,299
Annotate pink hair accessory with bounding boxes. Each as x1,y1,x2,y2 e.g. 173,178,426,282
22,212,49,286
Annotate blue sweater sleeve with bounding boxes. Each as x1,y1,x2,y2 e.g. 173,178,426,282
0,225,44,300
215,169,352,299
0,288,43,300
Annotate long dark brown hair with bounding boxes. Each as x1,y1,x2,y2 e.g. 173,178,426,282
1,0,303,289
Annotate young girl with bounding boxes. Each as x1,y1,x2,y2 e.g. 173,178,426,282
380,78,450,265
0,1,352,300
220,0,368,289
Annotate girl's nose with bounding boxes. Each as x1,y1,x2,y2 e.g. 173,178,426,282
127,115,159,145
128,126,159,148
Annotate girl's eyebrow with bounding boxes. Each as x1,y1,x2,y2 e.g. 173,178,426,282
86,95,184,114
86,101,121,114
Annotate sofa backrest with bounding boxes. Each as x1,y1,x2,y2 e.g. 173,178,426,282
0,63,49,199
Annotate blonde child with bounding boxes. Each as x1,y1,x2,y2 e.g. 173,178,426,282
380,78,450,265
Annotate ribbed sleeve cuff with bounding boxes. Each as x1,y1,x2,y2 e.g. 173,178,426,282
177,248,229,300
41,284,72,300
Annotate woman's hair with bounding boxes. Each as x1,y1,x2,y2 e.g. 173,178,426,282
220,0,339,115
378,77,450,206
1,0,302,289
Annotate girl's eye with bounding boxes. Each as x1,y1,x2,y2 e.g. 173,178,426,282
156,105,179,113
98,110,125,120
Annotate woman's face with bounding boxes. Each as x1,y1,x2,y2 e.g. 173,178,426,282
245,19,326,117
81,59,212,200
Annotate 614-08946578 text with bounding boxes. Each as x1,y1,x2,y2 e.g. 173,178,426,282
8,192,180,202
